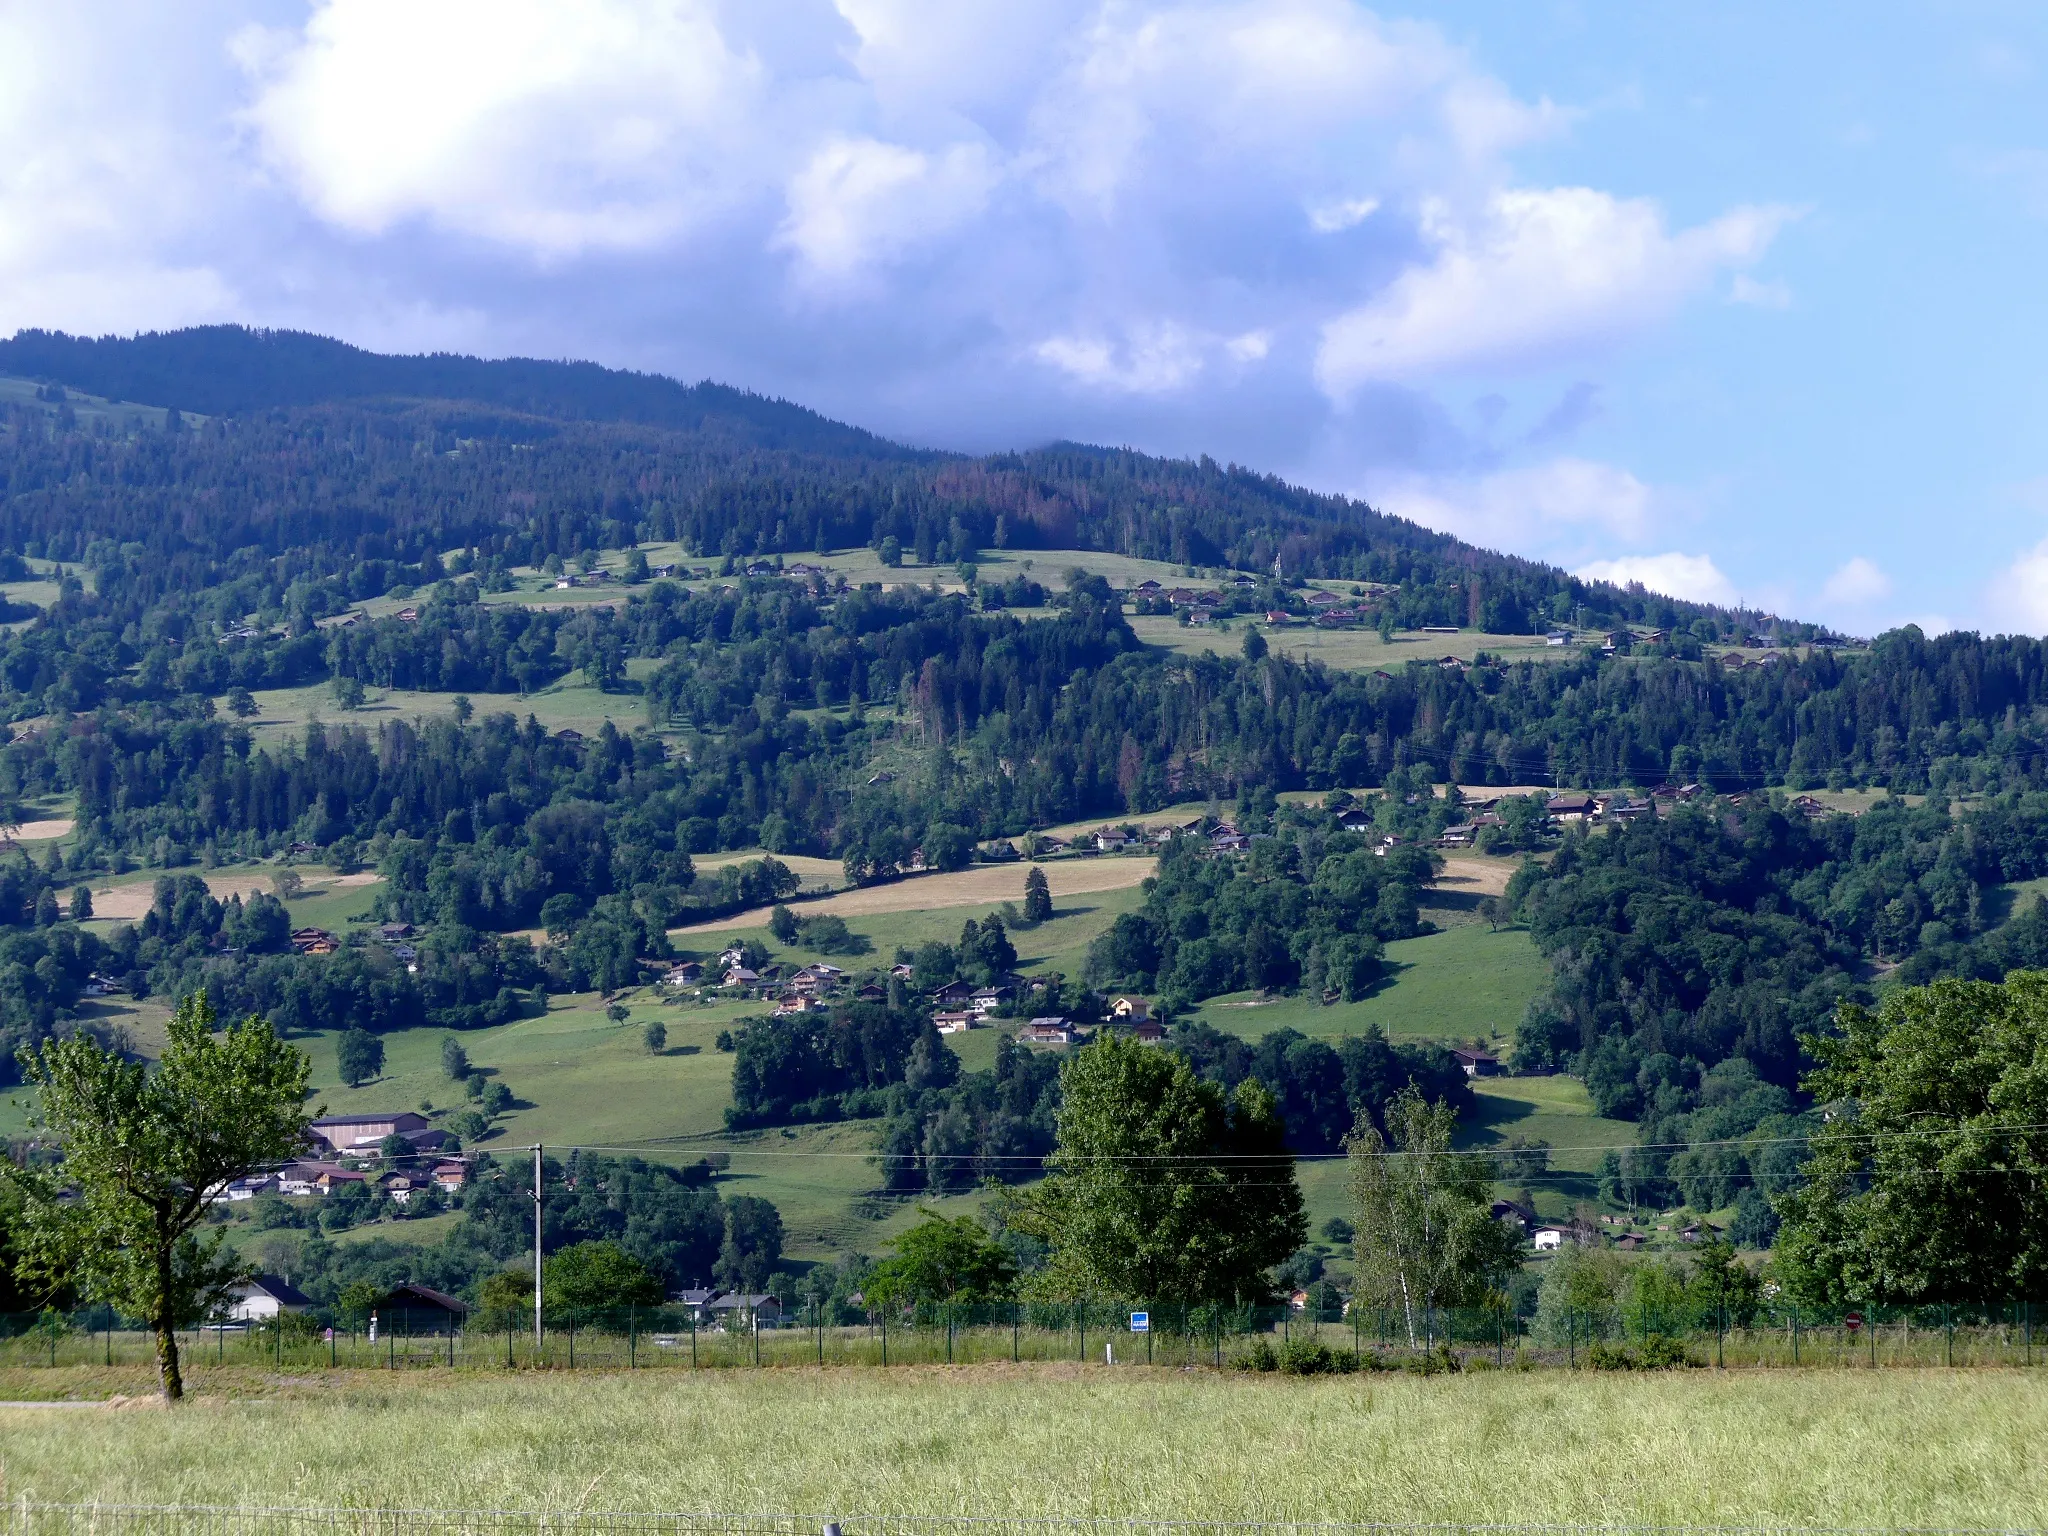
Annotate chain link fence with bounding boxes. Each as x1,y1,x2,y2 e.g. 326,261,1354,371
0,1511,2040,1536
4,1299,2044,1373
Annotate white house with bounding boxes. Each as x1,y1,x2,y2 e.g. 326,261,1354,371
1532,1227,1568,1252
224,1275,313,1321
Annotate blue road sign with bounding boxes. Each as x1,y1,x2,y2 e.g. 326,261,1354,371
1130,1311,1149,1333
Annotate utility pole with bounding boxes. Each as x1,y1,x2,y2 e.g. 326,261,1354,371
532,1143,544,1354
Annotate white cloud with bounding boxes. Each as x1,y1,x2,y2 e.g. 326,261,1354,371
776,136,998,282
1378,457,1652,551
1730,273,1792,309
0,7,240,336
1987,539,2048,633
1820,556,1892,607
1034,322,1209,393
1576,552,1738,607
1308,196,1379,233
1316,188,1792,393
235,0,763,257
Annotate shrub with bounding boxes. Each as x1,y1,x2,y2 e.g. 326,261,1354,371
1588,1340,1638,1371
1235,1337,1278,1372
1636,1333,1699,1370
1276,1337,1332,1375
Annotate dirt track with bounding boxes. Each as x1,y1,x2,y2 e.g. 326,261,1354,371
671,856,1156,935
89,871,381,921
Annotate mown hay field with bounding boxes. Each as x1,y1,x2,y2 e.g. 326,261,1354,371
0,1366,2040,1527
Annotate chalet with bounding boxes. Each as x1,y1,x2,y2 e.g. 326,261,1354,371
1166,588,1198,606
1450,1047,1500,1078
1304,591,1344,608
932,979,977,1008
668,961,703,985
1790,794,1831,819
377,1283,468,1332
969,986,1011,1016
1265,610,1294,626
674,1288,718,1321
554,574,581,589
377,922,415,941
1338,809,1374,834
1373,834,1411,857
889,963,915,980
1133,580,1163,596
1434,826,1475,848
395,607,419,623
981,840,1020,862
1491,1200,1538,1236
310,1112,433,1157
787,967,827,995
1210,830,1248,852
1680,1222,1724,1244
709,1293,784,1328
856,982,888,1003
1131,1018,1166,1044
1036,834,1068,852
1314,609,1354,628
206,1173,279,1203
1546,629,1573,646
430,1162,468,1193
1604,798,1653,822
866,771,896,786
1187,608,1212,625
379,1171,426,1205
553,728,585,744
224,1276,313,1322
1093,827,1130,853
1017,1017,1082,1045
933,1011,977,1034
722,966,760,986
1110,995,1152,1023
1615,1232,1646,1251
1545,792,1598,822
291,927,339,955
1230,574,1258,588
772,995,823,1016
1193,591,1223,608
1437,655,1467,671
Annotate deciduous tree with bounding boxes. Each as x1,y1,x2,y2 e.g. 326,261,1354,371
7,992,313,1400
1349,1086,1522,1346
1012,1032,1304,1302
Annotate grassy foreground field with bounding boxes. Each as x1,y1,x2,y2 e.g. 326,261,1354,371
0,1367,2042,1526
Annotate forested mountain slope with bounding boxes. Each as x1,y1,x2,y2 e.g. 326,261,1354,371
6,323,2048,1205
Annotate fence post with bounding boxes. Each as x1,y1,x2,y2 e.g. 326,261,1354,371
691,1312,698,1370
629,1307,637,1370
1012,1301,1019,1363
946,1302,954,1365
1496,1308,1503,1368
1567,1308,1575,1370
2027,1300,2033,1367
1077,1300,1085,1363
881,1309,887,1367
1944,1302,1953,1368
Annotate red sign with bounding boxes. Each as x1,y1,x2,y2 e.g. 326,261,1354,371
1844,1312,1863,1333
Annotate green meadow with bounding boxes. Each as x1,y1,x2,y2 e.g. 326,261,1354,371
0,1368,2042,1530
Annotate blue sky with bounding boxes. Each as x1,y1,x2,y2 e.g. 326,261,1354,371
3,2,2045,633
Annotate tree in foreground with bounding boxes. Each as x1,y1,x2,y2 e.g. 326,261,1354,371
865,1208,1017,1305
1011,1032,1305,1301
1349,1086,1523,1347
1774,972,2048,1304
7,992,314,1400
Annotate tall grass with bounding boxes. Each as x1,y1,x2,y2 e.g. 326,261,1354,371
0,1367,2042,1528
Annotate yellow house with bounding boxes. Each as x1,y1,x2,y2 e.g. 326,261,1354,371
1110,996,1151,1023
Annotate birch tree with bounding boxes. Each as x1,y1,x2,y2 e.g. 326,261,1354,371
1349,1087,1521,1346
